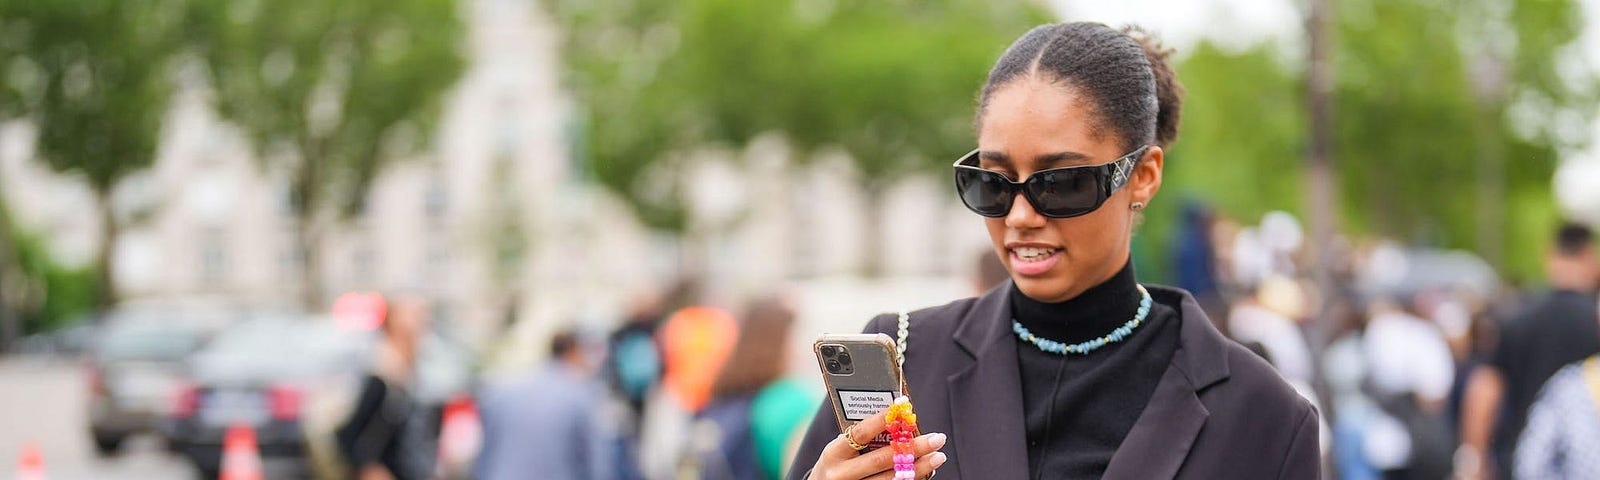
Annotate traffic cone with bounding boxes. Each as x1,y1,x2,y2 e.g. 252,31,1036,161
435,395,482,478
15,442,45,480
219,423,263,480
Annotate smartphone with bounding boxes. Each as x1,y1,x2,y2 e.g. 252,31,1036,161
814,333,906,451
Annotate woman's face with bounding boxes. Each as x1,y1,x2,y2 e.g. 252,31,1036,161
976,76,1164,303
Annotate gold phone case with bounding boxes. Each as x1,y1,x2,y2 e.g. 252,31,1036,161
813,333,907,443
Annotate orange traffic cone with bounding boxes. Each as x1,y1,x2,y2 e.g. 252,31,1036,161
219,423,263,480
435,395,482,477
15,442,45,480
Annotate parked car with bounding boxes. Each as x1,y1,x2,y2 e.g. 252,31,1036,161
86,320,209,455
165,316,364,478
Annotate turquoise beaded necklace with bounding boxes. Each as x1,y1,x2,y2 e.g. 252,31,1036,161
1011,284,1152,355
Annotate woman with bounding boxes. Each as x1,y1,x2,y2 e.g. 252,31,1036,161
787,23,1319,480
696,295,820,480
336,296,435,480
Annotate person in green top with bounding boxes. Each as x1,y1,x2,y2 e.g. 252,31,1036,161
754,377,823,480
697,295,819,480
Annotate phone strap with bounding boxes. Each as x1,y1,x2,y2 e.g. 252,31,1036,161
895,309,910,367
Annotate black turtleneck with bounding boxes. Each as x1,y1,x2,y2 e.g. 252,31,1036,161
1012,260,1181,479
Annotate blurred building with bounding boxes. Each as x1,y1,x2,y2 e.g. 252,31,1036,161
0,0,986,347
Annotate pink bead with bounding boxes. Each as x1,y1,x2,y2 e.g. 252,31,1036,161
895,471,916,480
895,453,914,464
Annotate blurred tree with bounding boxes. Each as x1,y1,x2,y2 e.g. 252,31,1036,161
185,0,466,308
1333,0,1591,280
1147,0,1594,283
0,0,187,309
1144,40,1307,282
687,0,1051,276
1159,41,1307,225
0,194,19,348
546,0,1050,276
542,0,689,234
0,7,20,349
7,227,98,335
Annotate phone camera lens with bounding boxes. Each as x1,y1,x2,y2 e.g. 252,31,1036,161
836,351,852,365
826,359,842,373
820,345,838,357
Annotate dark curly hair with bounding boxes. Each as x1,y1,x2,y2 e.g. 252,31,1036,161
977,22,1184,151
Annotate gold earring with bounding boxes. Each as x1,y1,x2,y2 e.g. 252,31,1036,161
1131,202,1146,211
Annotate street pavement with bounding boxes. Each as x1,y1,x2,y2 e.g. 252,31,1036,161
0,356,197,480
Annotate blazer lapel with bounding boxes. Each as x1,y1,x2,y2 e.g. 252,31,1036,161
1100,362,1209,479
1101,286,1234,480
945,282,1030,480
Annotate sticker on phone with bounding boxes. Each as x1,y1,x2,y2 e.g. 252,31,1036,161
837,390,895,421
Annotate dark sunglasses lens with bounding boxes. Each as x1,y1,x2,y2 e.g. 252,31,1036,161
1024,168,1101,217
955,168,1014,217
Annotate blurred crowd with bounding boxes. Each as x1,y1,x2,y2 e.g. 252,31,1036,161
350,209,1600,480
461,206,1600,480
62,208,1600,480
471,283,821,480
1169,203,1600,480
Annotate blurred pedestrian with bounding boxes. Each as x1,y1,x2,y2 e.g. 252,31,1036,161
604,279,701,417
1362,295,1456,479
1461,221,1599,479
1173,200,1225,319
335,296,435,480
639,305,737,480
1227,275,1316,386
1227,276,1331,461
474,327,613,480
1514,352,1600,479
602,292,671,480
1432,291,1488,427
1322,292,1382,480
692,295,817,480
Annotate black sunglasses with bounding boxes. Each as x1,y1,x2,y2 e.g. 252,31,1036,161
952,145,1149,218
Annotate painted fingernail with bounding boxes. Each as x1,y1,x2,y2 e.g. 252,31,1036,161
929,433,947,449
931,452,948,468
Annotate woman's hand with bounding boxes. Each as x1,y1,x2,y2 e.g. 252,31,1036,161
808,408,948,480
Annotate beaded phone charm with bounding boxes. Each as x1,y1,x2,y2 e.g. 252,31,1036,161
886,396,920,479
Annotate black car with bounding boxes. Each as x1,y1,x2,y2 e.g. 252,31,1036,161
165,316,365,478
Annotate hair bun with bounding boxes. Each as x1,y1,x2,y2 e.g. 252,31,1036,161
1123,26,1184,149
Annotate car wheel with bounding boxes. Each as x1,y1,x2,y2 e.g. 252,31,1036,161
93,435,124,457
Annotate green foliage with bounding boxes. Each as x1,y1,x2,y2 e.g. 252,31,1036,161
545,0,1051,232
1142,0,1593,282
1140,40,1307,281
185,0,467,217
544,0,703,232
0,0,183,193
679,0,1049,182
4,216,98,334
184,0,466,306
0,0,188,306
0,19,19,117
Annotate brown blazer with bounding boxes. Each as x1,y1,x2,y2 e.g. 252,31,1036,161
787,282,1320,480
